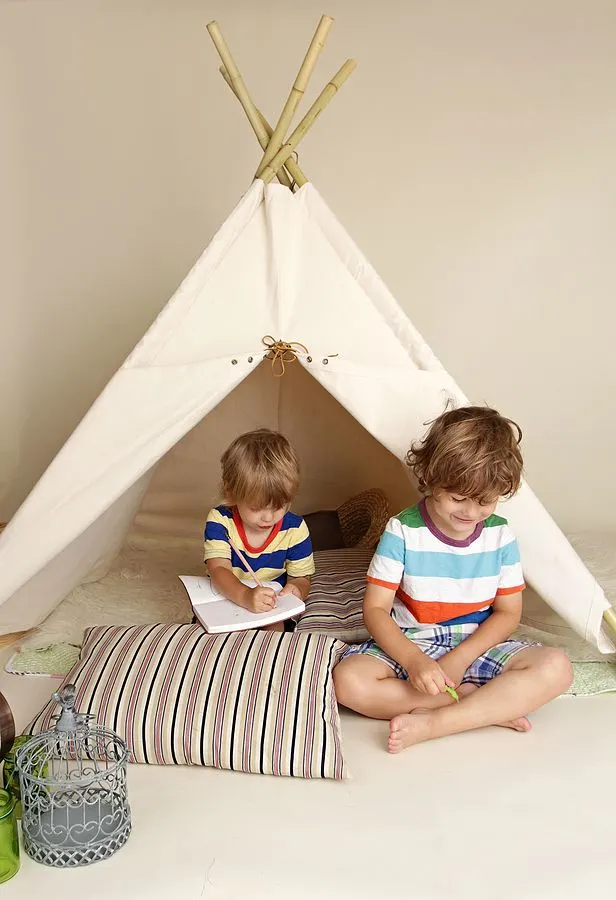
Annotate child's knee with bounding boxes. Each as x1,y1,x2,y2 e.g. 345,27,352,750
538,647,573,692
333,659,355,703
333,658,369,706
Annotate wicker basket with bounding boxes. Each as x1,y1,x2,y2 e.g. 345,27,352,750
337,488,391,550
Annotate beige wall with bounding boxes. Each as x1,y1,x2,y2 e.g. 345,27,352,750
1,0,615,530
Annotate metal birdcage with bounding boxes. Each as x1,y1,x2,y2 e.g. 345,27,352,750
16,685,131,867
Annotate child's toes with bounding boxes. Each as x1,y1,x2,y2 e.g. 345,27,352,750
387,736,402,754
388,714,411,753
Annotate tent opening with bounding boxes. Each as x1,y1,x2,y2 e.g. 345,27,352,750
134,360,417,543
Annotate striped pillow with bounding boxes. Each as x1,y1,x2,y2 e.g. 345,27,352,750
297,549,372,645
27,624,347,780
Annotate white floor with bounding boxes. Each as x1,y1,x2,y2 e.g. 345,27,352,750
2,655,616,900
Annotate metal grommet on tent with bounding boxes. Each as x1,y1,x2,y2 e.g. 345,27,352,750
306,356,312,363
231,359,238,365
322,358,329,365
247,356,253,363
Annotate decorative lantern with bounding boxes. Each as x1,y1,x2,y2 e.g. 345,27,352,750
16,685,131,867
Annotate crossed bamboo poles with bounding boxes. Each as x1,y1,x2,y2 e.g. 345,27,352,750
207,15,355,189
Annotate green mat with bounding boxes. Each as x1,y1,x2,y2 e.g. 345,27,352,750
567,661,616,696
511,622,616,696
6,643,80,677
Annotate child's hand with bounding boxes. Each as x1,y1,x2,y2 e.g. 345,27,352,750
406,656,455,696
246,586,277,613
279,584,302,600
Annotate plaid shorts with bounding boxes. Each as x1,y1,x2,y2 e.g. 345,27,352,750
343,623,540,686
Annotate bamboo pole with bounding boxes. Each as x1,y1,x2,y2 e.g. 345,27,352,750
219,66,309,188
603,608,616,644
254,14,333,180
206,21,294,189
260,59,357,184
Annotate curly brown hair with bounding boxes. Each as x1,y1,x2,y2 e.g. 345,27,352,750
221,429,300,509
406,406,523,503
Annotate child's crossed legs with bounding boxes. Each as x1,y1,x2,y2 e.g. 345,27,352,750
334,628,573,753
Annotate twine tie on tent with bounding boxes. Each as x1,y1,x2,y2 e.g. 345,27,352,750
262,336,309,377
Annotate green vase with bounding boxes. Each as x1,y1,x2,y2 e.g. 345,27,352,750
2,735,35,819
0,789,19,883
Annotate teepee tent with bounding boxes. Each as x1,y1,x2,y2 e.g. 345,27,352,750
0,17,613,653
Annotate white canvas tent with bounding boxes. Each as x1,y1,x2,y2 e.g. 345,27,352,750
0,17,613,653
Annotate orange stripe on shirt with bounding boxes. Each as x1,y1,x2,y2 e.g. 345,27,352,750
396,588,494,624
366,575,400,591
496,584,525,596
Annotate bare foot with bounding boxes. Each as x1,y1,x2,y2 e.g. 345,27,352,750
458,683,531,732
388,711,433,753
498,716,531,732
388,698,532,753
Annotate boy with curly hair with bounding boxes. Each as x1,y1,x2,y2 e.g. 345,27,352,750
334,406,572,752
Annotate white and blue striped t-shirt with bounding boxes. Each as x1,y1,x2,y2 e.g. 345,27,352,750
367,500,525,630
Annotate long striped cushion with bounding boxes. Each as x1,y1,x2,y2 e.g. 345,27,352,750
297,549,372,645
27,624,347,779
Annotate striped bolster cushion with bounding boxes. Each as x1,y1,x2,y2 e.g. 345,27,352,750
27,624,348,779
296,549,372,645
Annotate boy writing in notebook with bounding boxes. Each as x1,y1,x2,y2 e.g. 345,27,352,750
204,429,315,630
334,406,572,752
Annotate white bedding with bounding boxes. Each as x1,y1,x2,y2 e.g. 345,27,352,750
17,532,197,652
14,530,616,663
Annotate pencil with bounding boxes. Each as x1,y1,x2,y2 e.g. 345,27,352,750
228,538,264,589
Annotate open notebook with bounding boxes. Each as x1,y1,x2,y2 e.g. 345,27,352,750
178,575,305,633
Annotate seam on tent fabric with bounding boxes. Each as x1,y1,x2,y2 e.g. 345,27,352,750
147,222,257,365
131,187,265,368
305,360,457,384
299,189,442,374
126,355,259,371
294,193,413,362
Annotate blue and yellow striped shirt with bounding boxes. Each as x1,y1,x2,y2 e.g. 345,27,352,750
203,506,315,586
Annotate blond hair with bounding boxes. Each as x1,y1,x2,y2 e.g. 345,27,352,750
406,406,523,503
221,429,300,509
